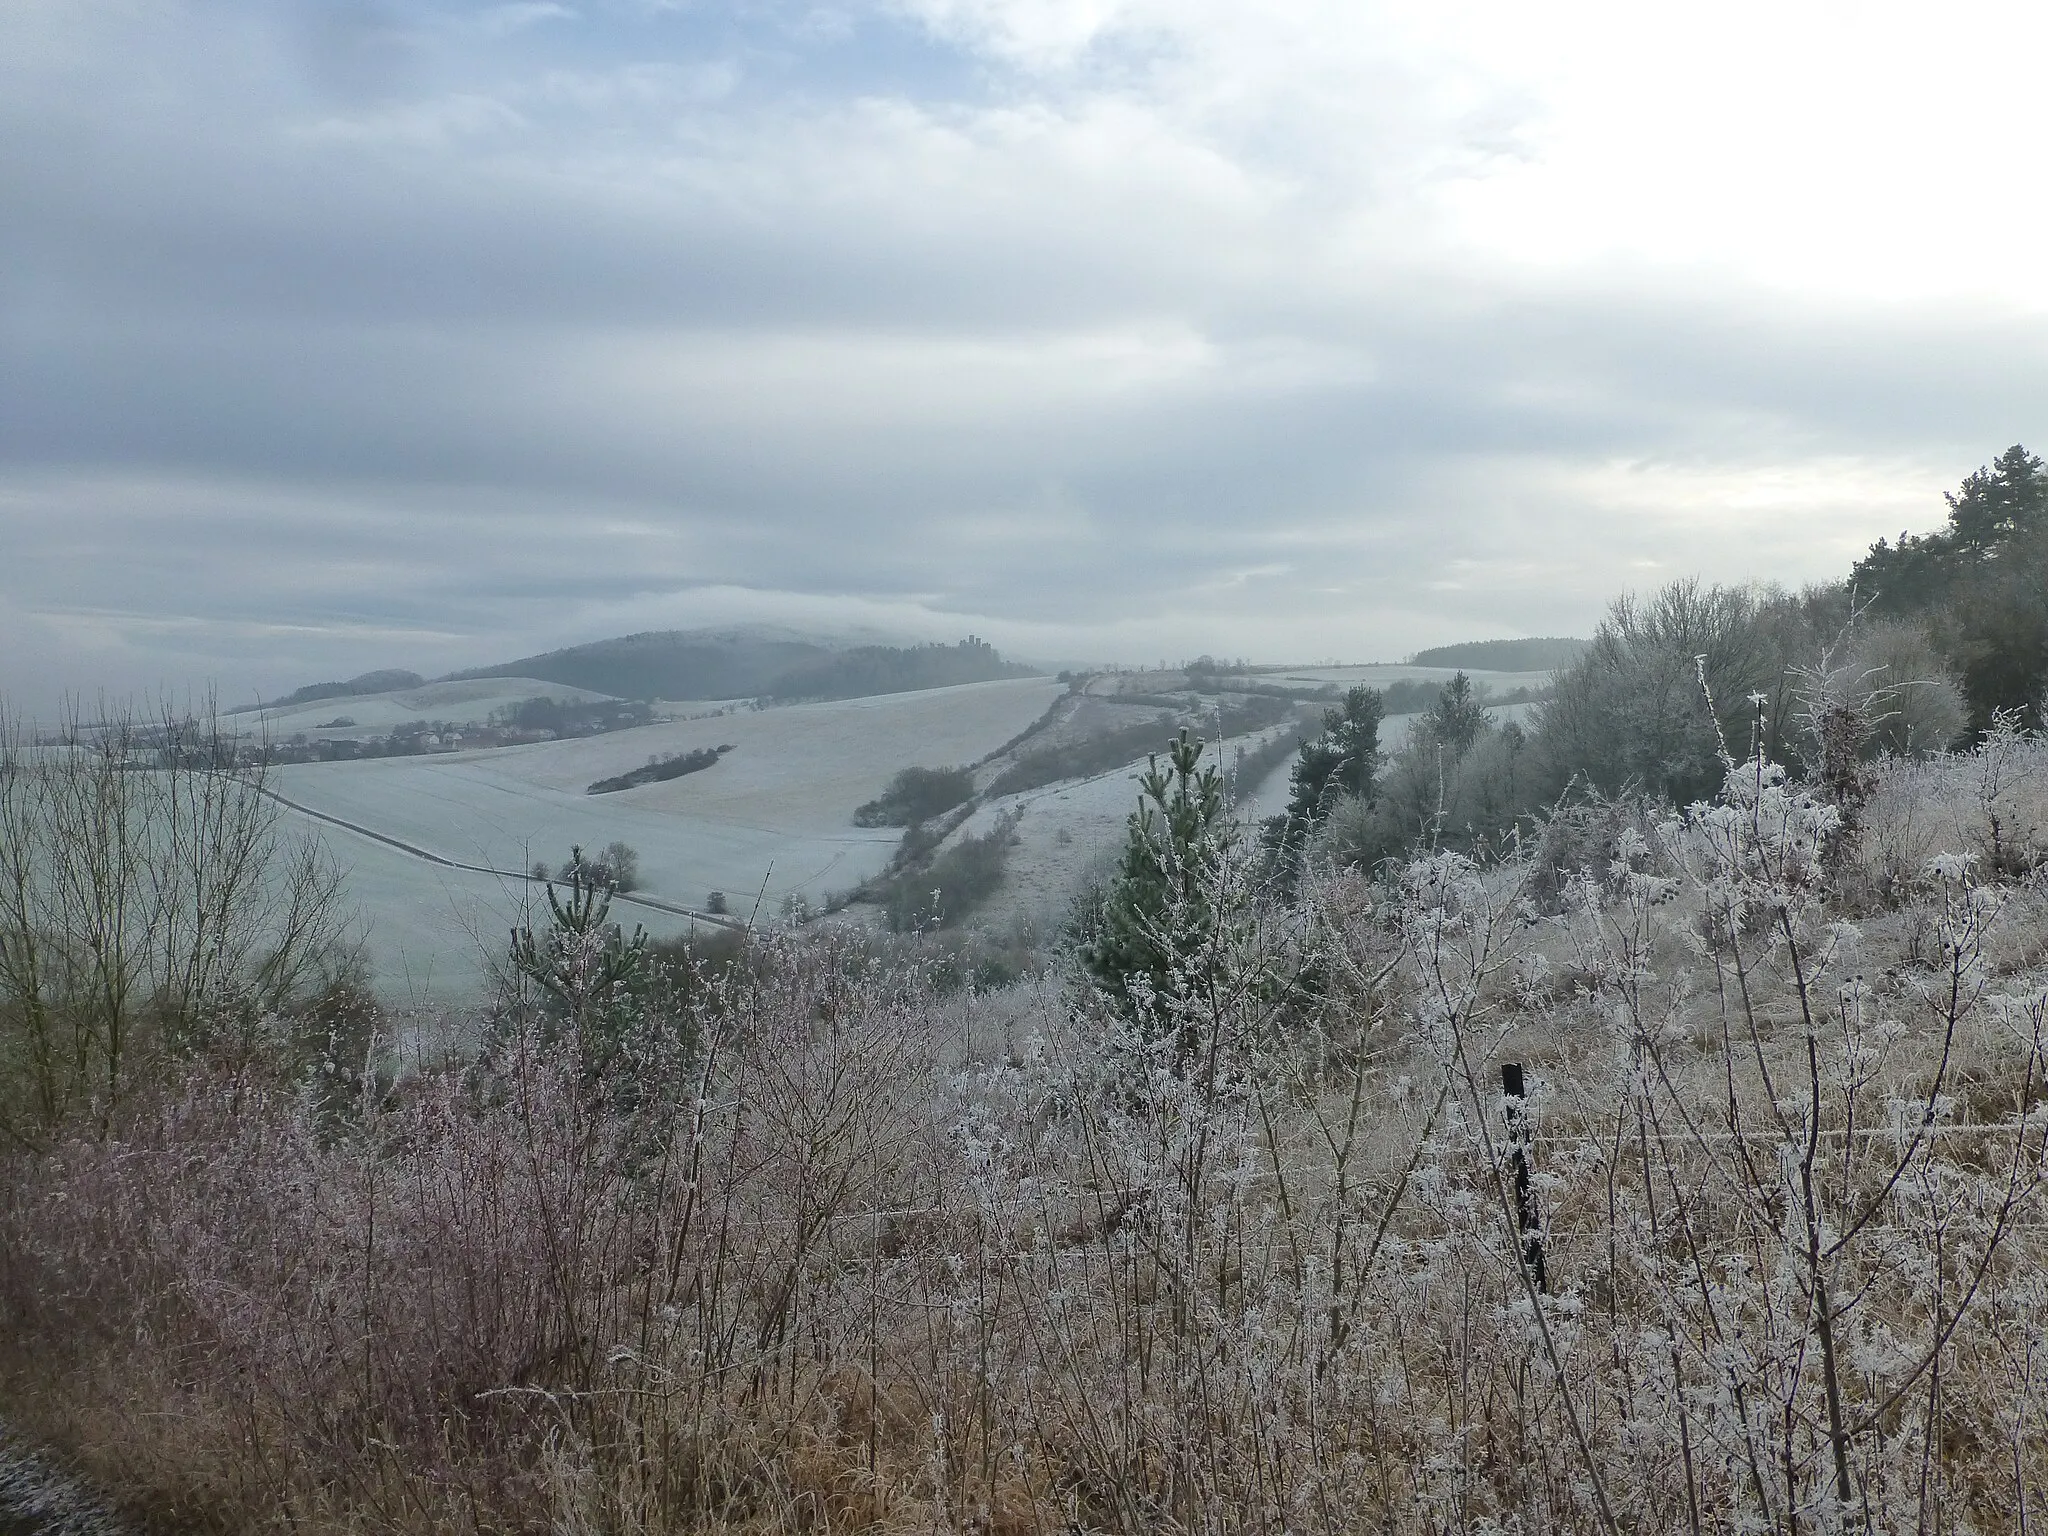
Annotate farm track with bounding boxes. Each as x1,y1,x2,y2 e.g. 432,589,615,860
255,783,747,932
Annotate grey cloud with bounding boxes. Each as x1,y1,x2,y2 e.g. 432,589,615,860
5,1,2045,716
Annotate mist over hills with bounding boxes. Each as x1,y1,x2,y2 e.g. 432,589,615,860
246,629,1043,715
448,630,1038,703
445,629,836,702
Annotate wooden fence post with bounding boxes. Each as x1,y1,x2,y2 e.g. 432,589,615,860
1501,1063,1548,1294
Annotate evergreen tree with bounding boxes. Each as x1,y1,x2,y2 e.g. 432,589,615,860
1856,445,2048,616
1081,729,1241,1044
509,846,652,1076
1280,686,1383,852
1946,444,2048,555
1954,556,2048,734
1416,671,1490,759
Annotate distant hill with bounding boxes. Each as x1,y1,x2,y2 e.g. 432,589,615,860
231,669,425,714
762,638,1035,701
441,630,1036,702
445,630,827,701
1408,637,1585,672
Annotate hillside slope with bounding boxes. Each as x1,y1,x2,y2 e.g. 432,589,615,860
445,630,1036,702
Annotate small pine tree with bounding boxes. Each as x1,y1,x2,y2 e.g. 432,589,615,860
1276,686,1383,867
1417,671,1489,758
508,845,651,1076
1081,729,1240,1045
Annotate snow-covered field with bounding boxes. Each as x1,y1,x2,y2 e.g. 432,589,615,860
272,678,1062,992
233,677,618,737
318,835,705,1004
277,672,1541,993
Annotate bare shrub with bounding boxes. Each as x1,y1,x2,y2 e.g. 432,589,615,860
0,700,352,1145
1843,616,1968,756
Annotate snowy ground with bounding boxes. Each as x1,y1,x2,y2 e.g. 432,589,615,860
271,678,1062,992
278,673,1541,995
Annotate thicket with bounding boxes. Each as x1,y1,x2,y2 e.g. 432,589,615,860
1856,444,2048,732
853,765,975,827
0,702,356,1148
987,716,1177,797
1309,569,1972,873
1282,453,2037,881
871,814,1021,932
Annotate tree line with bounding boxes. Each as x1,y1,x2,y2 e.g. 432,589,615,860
1242,447,2044,877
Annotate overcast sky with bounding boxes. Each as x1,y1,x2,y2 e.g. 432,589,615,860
5,0,2047,710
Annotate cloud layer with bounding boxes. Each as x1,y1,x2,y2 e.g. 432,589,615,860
5,0,2047,710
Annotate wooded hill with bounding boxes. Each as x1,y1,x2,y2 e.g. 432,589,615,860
447,632,1035,703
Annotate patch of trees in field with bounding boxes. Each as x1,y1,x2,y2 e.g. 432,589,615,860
530,841,642,893
1407,636,1585,671
585,744,731,795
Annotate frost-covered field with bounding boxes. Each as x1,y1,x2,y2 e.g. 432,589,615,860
317,835,704,1004
275,676,1535,987
273,678,1061,990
